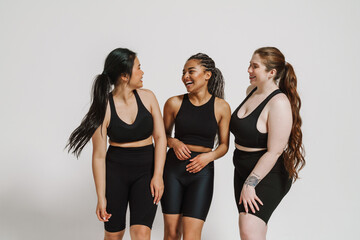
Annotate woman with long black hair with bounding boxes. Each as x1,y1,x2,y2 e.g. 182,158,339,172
230,47,305,239
67,48,166,240
161,53,231,240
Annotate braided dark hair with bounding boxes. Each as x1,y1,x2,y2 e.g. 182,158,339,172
188,53,225,99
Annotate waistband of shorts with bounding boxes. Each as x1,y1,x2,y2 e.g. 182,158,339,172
234,148,267,155
108,144,154,151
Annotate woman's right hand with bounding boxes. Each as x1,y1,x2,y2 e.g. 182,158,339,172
96,198,112,222
172,139,191,160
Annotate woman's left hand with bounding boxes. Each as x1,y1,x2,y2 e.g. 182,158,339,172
186,152,213,173
150,175,164,205
239,184,263,214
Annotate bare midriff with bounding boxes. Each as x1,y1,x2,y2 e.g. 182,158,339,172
185,144,212,153
109,136,153,148
235,143,266,152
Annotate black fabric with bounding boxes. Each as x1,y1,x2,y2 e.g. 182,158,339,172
233,149,292,224
161,148,214,221
230,87,282,148
104,145,157,232
174,94,217,149
107,90,153,143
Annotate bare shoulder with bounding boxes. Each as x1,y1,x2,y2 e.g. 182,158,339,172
136,88,156,101
215,97,231,111
268,93,291,111
103,100,111,128
165,94,184,109
246,85,256,95
214,97,231,118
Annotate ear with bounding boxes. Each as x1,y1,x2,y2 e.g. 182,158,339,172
268,69,277,80
120,73,130,82
205,71,212,81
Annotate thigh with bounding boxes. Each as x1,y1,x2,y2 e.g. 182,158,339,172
239,212,267,239
234,168,245,212
161,150,185,214
105,161,129,232
129,173,157,229
182,169,214,221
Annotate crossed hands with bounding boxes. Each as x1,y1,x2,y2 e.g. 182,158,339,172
172,139,212,173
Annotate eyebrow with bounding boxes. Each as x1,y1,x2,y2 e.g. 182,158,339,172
184,67,196,71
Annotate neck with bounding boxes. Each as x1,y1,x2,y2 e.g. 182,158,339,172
112,84,136,103
255,80,278,95
188,88,211,103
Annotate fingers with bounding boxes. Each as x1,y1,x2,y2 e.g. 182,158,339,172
97,208,111,222
96,208,103,222
186,162,202,173
176,149,190,160
150,184,155,199
255,195,264,206
240,197,263,214
184,146,192,158
247,200,256,213
157,187,164,204
243,199,249,213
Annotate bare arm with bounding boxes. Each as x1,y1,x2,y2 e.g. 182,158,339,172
246,94,292,184
163,96,191,160
91,103,111,222
207,98,231,161
144,90,167,204
239,94,292,213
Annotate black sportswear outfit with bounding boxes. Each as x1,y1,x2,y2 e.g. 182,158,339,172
105,90,156,232
161,94,217,221
230,87,292,224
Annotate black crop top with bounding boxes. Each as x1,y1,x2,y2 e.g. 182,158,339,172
230,87,282,148
107,90,153,143
174,94,218,149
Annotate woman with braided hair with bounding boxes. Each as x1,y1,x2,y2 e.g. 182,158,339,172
67,48,167,240
161,53,231,240
230,47,305,239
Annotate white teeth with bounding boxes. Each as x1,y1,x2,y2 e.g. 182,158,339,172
250,76,256,79
185,81,193,85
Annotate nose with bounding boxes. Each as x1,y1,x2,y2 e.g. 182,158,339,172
248,66,253,74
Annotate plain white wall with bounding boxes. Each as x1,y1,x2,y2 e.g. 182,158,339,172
1,0,359,239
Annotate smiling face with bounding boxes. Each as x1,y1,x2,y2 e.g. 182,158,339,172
127,57,144,88
248,53,276,86
182,59,211,93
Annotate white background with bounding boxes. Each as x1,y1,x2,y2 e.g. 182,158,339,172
1,0,359,239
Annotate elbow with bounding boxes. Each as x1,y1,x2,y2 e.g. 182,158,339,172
266,150,283,160
153,133,167,145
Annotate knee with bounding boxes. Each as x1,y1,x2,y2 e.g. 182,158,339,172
164,226,181,240
131,227,150,239
104,230,124,240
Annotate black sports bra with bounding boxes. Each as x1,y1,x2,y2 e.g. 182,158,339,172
230,87,282,148
107,90,153,143
175,94,218,149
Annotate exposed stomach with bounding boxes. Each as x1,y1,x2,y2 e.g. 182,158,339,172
235,143,266,152
186,144,212,153
109,136,153,148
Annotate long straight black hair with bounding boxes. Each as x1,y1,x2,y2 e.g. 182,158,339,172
66,48,136,157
